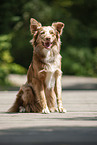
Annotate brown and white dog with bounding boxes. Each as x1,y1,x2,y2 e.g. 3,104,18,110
8,18,66,113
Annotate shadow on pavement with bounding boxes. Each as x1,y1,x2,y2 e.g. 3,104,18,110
62,83,97,90
0,126,97,145
0,83,97,91
0,86,20,91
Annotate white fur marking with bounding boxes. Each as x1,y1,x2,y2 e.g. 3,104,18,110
45,72,55,89
44,54,62,89
43,48,50,57
19,106,25,113
42,106,50,114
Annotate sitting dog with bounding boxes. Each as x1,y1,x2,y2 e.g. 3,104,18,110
8,18,66,113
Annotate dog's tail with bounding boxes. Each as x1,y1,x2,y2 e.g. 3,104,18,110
7,89,23,113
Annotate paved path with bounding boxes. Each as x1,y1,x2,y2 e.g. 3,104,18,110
7,74,97,90
0,76,97,145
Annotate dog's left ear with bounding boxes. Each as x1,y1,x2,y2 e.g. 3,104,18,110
30,18,42,34
52,22,64,35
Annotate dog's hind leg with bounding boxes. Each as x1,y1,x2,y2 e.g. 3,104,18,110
7,89,23,112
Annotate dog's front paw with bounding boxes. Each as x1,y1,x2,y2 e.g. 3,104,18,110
49,107,58,113
19,106,26,113
42,106,50,114
58,107,67,113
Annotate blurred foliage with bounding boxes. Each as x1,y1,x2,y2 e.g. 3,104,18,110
0,34,26,84
62,46,97,77
0,0,97,84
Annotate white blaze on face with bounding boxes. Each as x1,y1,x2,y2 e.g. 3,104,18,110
39,26,56,49
41,26,56,41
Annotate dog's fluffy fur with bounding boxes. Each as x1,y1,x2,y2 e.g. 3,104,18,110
8,18,66,113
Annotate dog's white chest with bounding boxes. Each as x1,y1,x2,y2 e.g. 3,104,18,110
45,72,55,89
43,51,61,89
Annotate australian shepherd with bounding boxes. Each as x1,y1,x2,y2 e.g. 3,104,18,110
8,18,66,114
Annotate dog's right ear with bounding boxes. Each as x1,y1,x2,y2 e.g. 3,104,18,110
52,22,64,35
30,18,42,34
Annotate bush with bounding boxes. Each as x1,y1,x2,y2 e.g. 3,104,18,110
0,0,97,83
62,46,97,77
0,34,27,84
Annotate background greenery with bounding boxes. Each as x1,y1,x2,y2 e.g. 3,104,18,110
0,0,97,84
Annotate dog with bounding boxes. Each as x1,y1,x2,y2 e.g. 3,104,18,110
8,18,66,113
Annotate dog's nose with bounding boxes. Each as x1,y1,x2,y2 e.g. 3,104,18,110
46,37,50,41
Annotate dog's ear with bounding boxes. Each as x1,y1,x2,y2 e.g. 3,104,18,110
30,18,42,34
52,22,64,35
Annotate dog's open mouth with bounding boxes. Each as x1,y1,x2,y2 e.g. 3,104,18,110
42,41,52,49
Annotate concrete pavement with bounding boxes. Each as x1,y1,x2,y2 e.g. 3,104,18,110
7,74,97,90
0,76,97,144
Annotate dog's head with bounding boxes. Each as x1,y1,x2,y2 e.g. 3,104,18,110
30,18,64,50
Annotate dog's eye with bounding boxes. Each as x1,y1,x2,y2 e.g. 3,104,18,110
40,31,45,34
49,31,54,34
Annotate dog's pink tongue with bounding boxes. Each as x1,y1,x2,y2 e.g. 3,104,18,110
45,42,51,49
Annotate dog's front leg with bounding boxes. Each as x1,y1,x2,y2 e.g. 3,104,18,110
40,89,50,114
32,78,50,114
55,74,66,113
46,88,58,112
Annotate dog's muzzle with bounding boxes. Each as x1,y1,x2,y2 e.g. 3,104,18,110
42,38,52,49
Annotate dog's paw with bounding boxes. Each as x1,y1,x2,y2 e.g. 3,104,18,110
49,107,58,113
42,106,50,114
19,106,26,113
58,107,67,113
